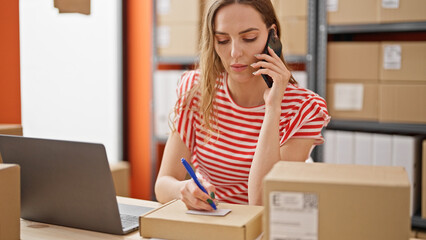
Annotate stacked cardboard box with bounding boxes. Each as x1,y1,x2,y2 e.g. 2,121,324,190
156,0,201,57
274,0,307,55
263,161,410,240
327,0,426,25
379,42,426,124
0,124,23,136
326,42,380,121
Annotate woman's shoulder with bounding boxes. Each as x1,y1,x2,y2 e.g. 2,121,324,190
285,83,327,106
178,69,200,93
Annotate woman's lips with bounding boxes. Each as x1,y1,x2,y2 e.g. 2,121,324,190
230,64,248,72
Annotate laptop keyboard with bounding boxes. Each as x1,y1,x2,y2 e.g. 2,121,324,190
120,214,139,229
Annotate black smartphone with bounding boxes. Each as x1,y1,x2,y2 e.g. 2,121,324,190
261,29,282,88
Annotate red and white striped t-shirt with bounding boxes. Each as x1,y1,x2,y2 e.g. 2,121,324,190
175,70,330,204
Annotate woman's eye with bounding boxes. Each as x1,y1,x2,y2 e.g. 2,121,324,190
217,39,230,44
244,37,257,42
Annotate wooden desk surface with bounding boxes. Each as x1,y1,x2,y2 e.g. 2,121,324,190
20,197,424,240
21,197,161,240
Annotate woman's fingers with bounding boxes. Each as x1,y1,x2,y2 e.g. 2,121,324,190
180,179,216,211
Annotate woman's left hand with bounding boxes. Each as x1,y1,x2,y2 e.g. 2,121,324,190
251,47,291,110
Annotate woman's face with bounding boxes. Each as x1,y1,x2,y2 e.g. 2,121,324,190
213,4,269,84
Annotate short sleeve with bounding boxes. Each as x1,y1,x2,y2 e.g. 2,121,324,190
174,70,199,152
280,94,330,145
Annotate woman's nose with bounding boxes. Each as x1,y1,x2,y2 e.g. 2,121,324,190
231,41,243,59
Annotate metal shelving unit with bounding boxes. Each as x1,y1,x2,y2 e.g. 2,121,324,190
316,0,426,228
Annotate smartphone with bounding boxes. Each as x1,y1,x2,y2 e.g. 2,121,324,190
261,29,282,88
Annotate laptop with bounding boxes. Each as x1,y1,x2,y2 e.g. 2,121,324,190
0,134,154,235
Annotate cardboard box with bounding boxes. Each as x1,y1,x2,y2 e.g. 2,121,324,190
110,161,130,197
274,0,307,18
157,0,200,24
327,0,380,25
380,42,426,82
422,140,426,218
327,42,380,81
157,23,199,57
0,164,20,240
379,83,426,124
140,199,264,240
0,124,23,136
263,161,410,240
327,82,379,121
380,0,426,23
281,17,307,55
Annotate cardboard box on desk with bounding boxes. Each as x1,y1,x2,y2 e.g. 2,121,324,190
0,164,20,240
139,199,264,240
263,161,410,240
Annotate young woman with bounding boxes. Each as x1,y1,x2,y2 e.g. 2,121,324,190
155,0,330,211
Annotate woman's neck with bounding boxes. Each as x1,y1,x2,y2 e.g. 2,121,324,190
226,75,267,107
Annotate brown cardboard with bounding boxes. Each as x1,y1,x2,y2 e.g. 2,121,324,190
263,162,410,240
54,0,90,15
157,23,199,57
380,42,426,82
281,17,307,55
0,164,20,240
275,0,307,18
327,42,380,81
110,161,130,197
0,124,23,136
422,140,426,218
327,0,380,25
379,83,426,124
327,82,379,121
157,0,200,24
380,0,426,23
140,199,264,240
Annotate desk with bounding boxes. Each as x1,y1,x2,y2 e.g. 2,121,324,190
21,197,161,240
20,197,423,240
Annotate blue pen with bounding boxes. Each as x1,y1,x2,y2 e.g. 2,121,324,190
181,158,217,210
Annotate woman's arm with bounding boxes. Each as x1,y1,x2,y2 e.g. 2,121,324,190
155,131,216,210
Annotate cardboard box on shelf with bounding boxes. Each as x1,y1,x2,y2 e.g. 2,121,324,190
0,164,20,240
157,23,199,57
274,0,307,18
157,0,200,24
140,199,264,240
110,161,130,197
380,42,426,82
327,82,379,121
327,0,380,25
263,161,410,240
379,83,426,124
327,42,380,81
380,0,426,23
281,17,307,55
0,124,23,136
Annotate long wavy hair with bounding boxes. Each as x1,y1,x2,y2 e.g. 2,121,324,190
171,0,297,137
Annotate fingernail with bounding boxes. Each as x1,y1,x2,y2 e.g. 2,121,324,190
254,54,260,57
210,192,215,199
250,63,256,67
207,198,214,205
252,71,257,75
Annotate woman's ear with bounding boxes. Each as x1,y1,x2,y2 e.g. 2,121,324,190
269,24,278,37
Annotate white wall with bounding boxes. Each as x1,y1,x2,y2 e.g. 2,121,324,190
20,0,122,163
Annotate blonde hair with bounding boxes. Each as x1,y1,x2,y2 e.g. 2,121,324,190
171,0,297,137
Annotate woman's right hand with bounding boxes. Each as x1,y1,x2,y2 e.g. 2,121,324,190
179,178,217,211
